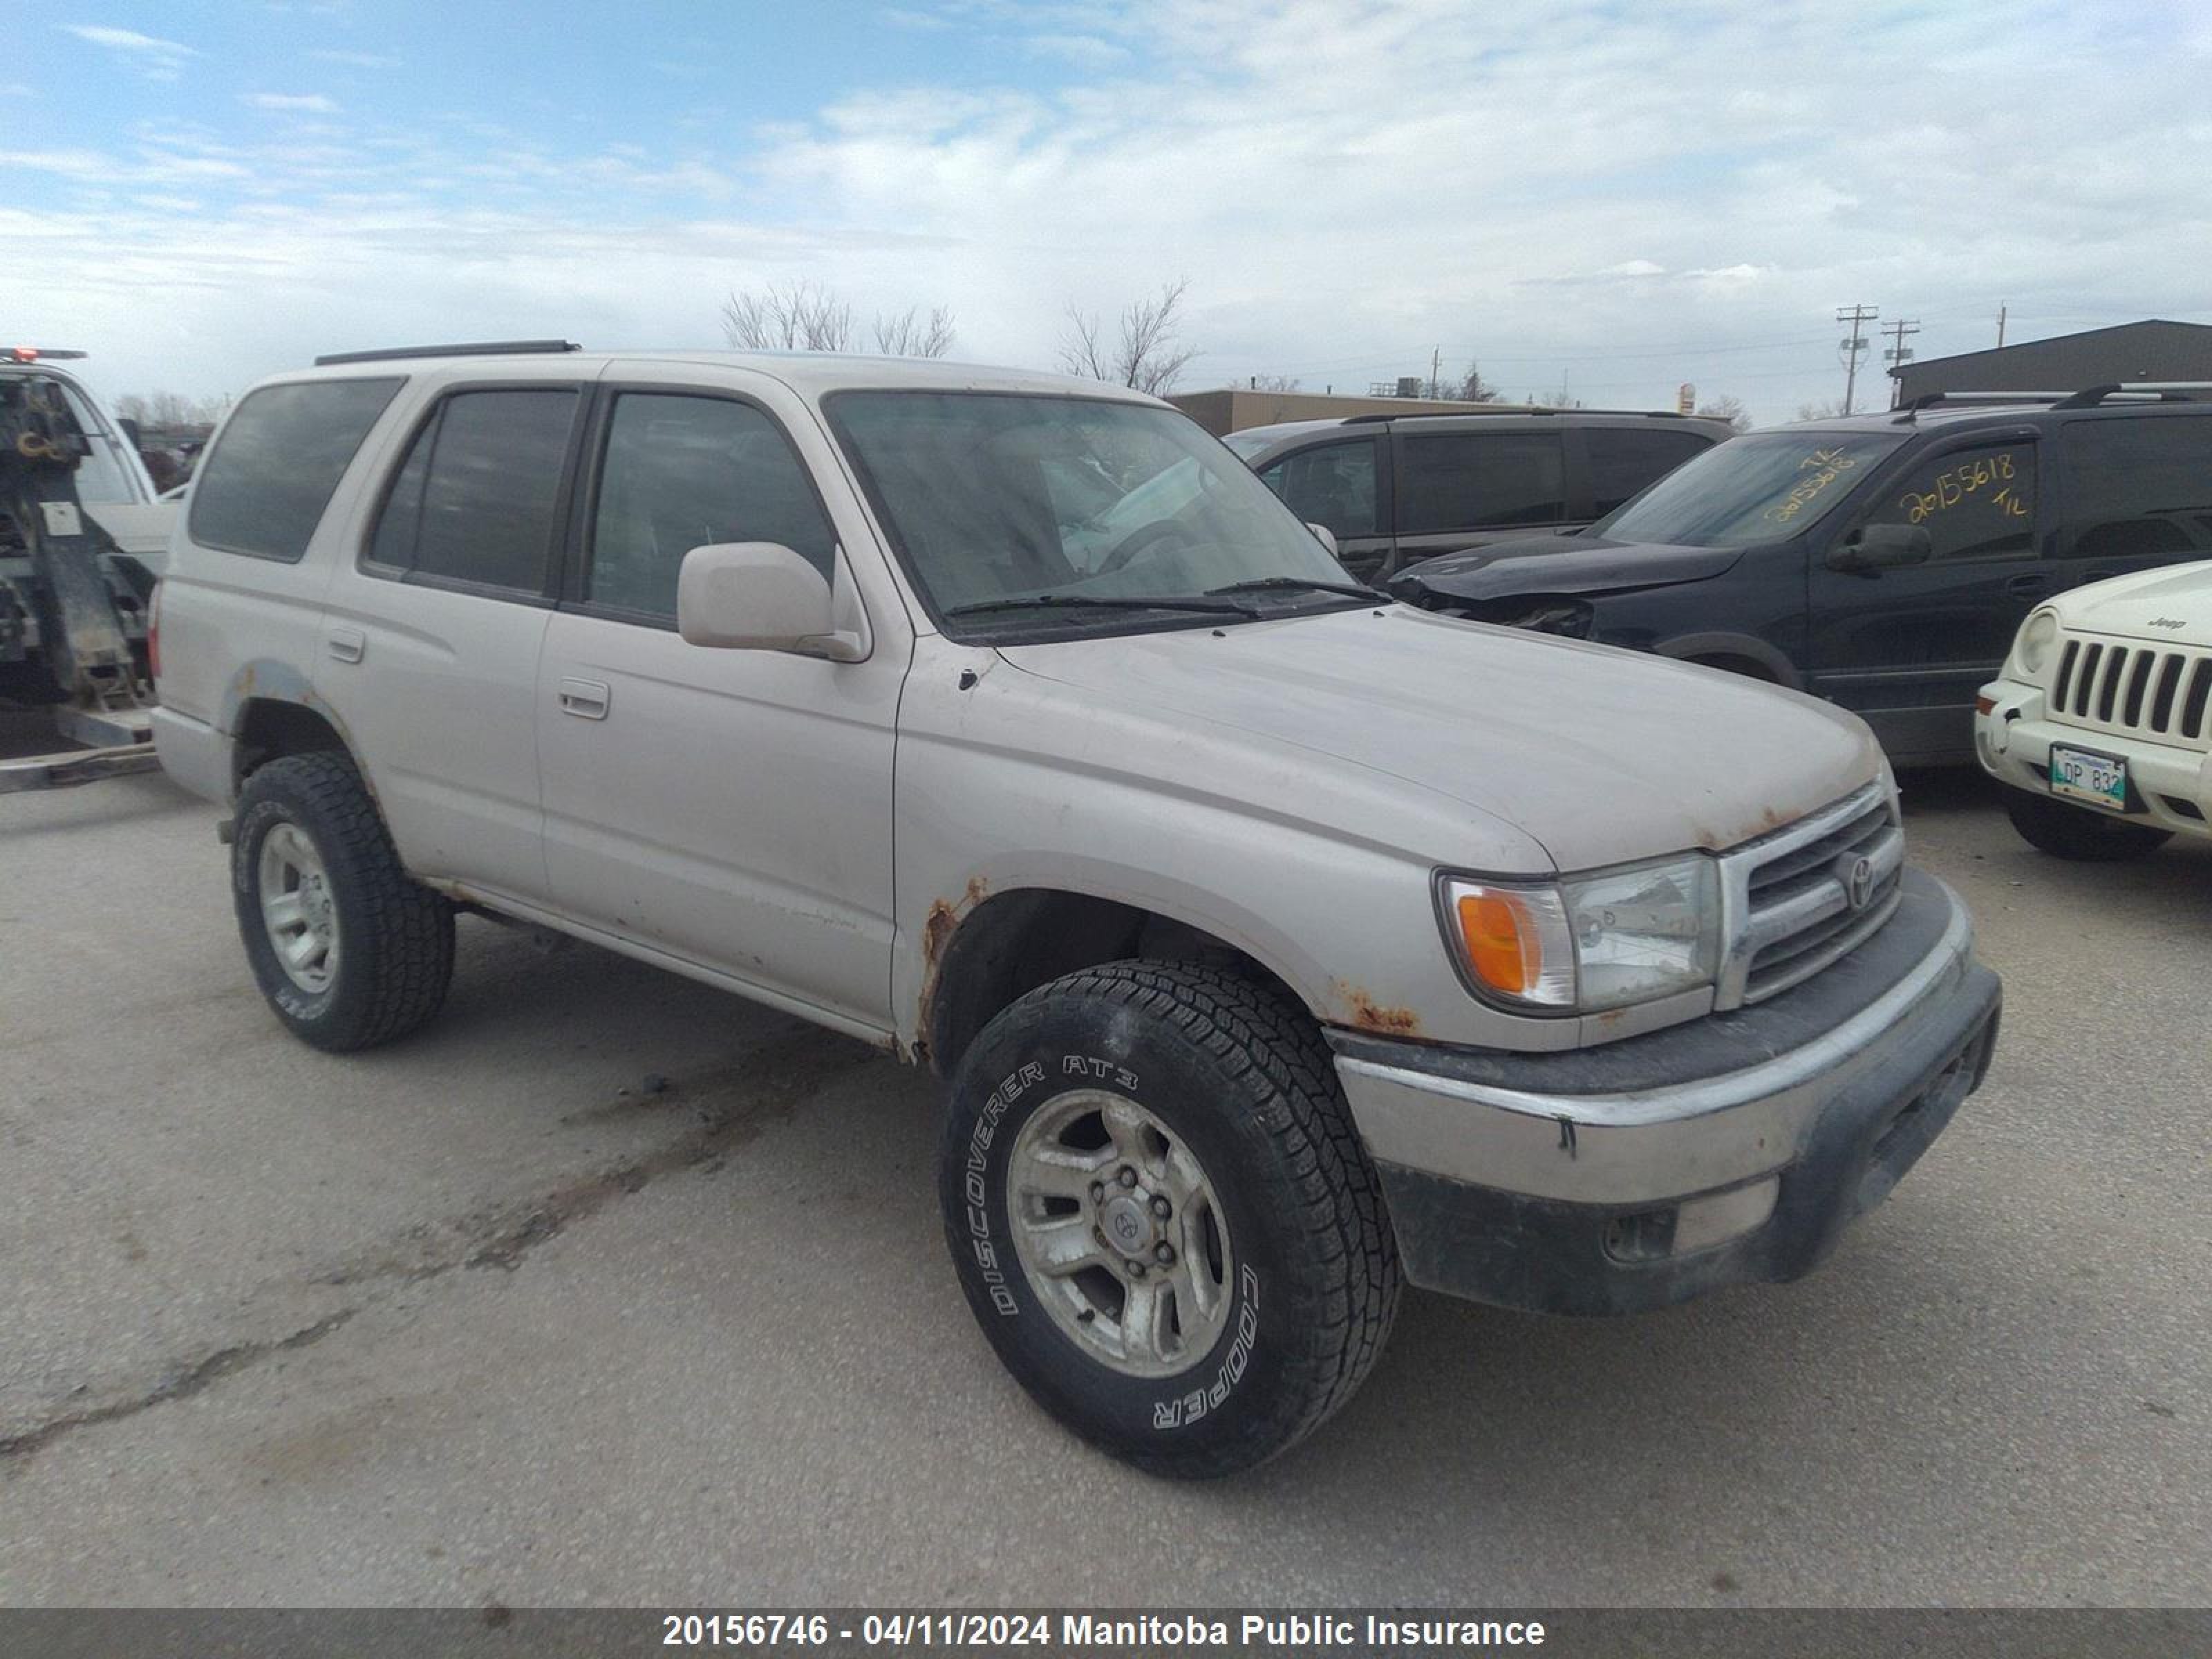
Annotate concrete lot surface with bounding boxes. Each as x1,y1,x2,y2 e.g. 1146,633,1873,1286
1,762,2206,1606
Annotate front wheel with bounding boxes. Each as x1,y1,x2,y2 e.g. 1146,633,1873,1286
2005,788,2171,862
939,961,1400,1478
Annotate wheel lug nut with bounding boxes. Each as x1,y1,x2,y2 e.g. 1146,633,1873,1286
1150,1195,1171,1219
1093,1226,1108,1246
1117,1166,1137,1188
1128,1261,1146,1277
1089,1181,1105,1201
1154,1243,1174,1265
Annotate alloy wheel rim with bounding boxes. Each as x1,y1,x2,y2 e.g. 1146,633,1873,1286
1004,1089,1234,1378
258,821,339,994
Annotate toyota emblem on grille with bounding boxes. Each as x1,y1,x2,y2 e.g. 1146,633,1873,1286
1839,853,1876,912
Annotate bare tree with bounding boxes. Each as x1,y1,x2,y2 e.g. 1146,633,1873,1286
1530,386,1588,409
1059,279,1199,396
115,391,220,427
1794,398,1844,422
1695,393,1752,433
872,304,956,358
720,281,856,352
1244,372,1302,392
1452,360,1504,404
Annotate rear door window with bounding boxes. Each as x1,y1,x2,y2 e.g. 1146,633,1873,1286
189,377,403,561
2060,418,2212,559
1858,441,2038,562
1396,431,1565,532
367,388,579,592
1584,427,1714,516
1256,438,1382,537
585,393,836,621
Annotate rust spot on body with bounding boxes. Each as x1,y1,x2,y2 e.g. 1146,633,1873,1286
914,877,991,1061
1340,983,1421,1036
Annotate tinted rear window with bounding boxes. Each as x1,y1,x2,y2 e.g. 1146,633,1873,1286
2061,417,2212,559
367,388,579,592
1397,431,1565,532
1585,427,1715,516
188,378,402,561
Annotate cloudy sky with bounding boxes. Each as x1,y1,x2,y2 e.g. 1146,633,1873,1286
6,0,2210,422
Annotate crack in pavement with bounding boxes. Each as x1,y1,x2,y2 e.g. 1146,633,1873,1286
1,1029,889,1468
0,1311,357,1464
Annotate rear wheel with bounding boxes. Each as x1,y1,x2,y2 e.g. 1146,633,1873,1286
2004,788,2171,862
232,752,455,1050
939,960,1400,1478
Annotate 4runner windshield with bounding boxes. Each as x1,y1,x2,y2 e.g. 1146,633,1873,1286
825,391,1358,632
1594,429,1906,547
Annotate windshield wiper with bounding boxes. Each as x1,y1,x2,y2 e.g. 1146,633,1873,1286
1205,576,1385,601
945,593,1259,619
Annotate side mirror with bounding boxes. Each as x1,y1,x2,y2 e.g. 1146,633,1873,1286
677,542,868,661
1306,522,1339,556
1827,522,1932,573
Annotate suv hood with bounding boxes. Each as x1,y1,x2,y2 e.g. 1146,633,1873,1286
1392,536,1745,606
2053,559,2212,646
997,605,1880,872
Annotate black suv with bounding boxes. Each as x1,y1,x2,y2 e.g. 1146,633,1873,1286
1391,387,2212,764
1223,408,1733,582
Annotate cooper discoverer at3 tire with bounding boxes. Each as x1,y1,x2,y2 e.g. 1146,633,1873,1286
938,959,1400,1479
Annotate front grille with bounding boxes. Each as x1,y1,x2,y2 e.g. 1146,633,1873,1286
2050,633,2212,751
1714,783,1904,1008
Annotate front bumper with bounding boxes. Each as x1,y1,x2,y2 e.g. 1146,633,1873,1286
1976,675,2212,838
1331,869,2000,1315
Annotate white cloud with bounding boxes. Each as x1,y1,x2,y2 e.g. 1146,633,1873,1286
10,1,2212,420
59,24,197,80
243,93,341,113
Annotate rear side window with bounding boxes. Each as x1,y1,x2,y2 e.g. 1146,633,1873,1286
586,393,836,621
2061,418,2212,560
189,377,402,561
1397,432,1565,532
1585,427,1714,516
1257,438,1381,538
368,388,579,592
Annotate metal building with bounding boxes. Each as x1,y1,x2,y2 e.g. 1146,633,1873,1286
1888,319,2212,405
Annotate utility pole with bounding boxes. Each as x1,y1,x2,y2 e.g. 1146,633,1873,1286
1996,303,2007,348
1882,317,1920,409
1836,303,1878,415
1430,345,1442,400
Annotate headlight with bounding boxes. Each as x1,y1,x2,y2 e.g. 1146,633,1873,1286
2016,609,2059,676
1441,854,1719,1014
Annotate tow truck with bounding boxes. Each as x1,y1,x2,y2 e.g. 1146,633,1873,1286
1,347,177,791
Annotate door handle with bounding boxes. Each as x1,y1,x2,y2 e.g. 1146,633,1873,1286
2004,574,2055,599
557,677,611,720
326,626,366,664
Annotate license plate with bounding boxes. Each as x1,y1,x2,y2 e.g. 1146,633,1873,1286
2050,744,2128,812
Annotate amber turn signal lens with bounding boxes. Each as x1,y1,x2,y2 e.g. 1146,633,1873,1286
1456,891,1537,997
1974,695,1996,716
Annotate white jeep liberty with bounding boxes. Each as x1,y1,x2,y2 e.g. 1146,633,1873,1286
1978,561,2212,859
152,344,2002,1477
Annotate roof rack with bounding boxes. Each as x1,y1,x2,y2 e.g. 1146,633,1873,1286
1893,382,2211,423
313,339,581,367
1338,406,1690,425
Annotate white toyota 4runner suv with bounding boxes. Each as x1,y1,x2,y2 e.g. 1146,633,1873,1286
1978,561,2212,859
153,344,2002,1477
